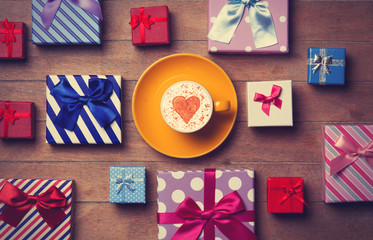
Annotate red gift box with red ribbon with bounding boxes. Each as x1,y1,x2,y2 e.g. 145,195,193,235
0,19,26,59
129,6,170,46
0,101,35,139
267,177,309,213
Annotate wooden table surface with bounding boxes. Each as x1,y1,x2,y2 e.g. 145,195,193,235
1,0,373,239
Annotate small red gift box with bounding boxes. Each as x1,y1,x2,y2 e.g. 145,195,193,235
0,19,26,59
267,177,309,213
0,101,35,139
129,6,170,46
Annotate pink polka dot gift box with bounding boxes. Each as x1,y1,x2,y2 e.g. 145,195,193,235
157,169,256,240
208,0,289,54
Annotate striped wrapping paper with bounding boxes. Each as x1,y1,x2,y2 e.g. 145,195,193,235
46,75,122,144
322,125,373,203
32,0,101,44
0,179,74,240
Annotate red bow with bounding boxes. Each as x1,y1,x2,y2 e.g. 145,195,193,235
279,183,309,208
157,169,256,240
0,181,67,228
129,7,168,44
330,134,373,175
0,102,31,138
0,19,22,58
253,84,282,116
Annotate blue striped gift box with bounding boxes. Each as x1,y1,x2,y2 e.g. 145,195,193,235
32,0,102,44
0,179,73,240
46,75,122,144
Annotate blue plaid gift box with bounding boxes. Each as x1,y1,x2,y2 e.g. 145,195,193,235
32,0,102,44
109,166,146,203
46,75,122,144
307,47,346,85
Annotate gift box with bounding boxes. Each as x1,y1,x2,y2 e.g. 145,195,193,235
0,178,74,239
31,0,102,45
0,19,26,59
129,6,170,46
267,177,309,213
207,0,289,54
322,125,373,203
0,101,35,139
307,48,346,85
46,75,122,144
109,166,146,204
246,80,293,127
157,169,256,240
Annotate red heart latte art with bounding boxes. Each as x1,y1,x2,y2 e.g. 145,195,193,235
172,96,201,124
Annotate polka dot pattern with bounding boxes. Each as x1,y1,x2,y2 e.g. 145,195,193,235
245,46,252,52
245,16,250,23
280,16,287,23
158,226,167,239
280,46,287,52
262,1,269,7
171,171,185,179
158,201,166,213
157,169,255,239
210,47,218,52
109,166,146,204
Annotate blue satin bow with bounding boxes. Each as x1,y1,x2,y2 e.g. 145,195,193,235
208,0,278,49
112,174,136,194
51,77,117,131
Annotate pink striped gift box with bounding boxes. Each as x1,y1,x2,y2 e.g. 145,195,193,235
0,178,74,239
322,125,373,203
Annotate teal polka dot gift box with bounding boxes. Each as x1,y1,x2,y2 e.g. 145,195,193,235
109,166,146,204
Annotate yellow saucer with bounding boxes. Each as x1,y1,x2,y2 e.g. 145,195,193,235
132,54,237,158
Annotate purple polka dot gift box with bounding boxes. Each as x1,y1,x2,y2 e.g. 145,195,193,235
208,0,289,54
157,169,256,240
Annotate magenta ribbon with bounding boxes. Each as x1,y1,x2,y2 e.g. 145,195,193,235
157,169,257,240
330,134,373,175
41,0,103,30
253,84,282,116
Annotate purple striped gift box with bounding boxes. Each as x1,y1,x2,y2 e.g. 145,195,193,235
0,178,74,240
322,125,373,203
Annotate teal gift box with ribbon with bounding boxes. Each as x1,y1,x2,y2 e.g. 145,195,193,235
32,0,102,44
307,48,346,85
109,166,146,204
208,0,289,54
46,75,122,144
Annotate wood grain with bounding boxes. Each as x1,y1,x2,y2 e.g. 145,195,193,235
1,0,373,239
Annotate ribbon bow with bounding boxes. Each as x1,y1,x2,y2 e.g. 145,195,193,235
0,182,67,228
1,19,23,58
40,0,103,31
279,184,309,208
50,77,118,131
208,0,278,48
253,84,282,116
312,54,333,74
330,134,373,175
111,174,136,194
0,102,31,138
129,7,168,44
172,191,256,240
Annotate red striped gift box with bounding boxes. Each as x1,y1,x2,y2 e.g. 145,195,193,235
322,125,373,203
0,178,74,239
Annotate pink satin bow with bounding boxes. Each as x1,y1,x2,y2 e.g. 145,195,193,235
253,84,282,116
330,134,373,175
171,191,256,240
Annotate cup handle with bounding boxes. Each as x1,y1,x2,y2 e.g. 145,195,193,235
214,101,230,112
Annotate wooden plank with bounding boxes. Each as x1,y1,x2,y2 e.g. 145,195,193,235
72,202,373,240
1,81,373,123
0,162,323,203
0,41,372,81
1,1,372,42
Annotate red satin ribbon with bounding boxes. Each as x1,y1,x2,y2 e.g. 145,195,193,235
0,102,31,139
253,84,282,116
330,134,373,175
272,182,310,208
0,19,22,58
129,7,168,44
0,181,67,228
157,169,257,240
